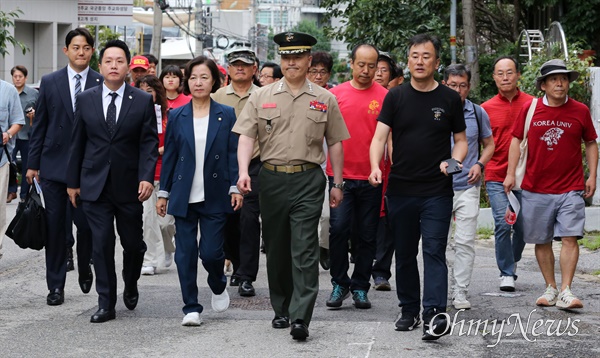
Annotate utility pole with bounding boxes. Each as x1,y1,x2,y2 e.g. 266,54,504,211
463,0,480,89
251,0,258,53
450,0,456,64
151,0,163,72
195,0,203,56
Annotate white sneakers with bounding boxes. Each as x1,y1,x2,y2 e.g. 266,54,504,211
499,276,515,292
556,286,583,309
212,289,230,313
181,312,202,326
452,291,471,310
181,290,231,326
536,285,559,306
141,266,156,275
535,285,583,309
164,252,173,268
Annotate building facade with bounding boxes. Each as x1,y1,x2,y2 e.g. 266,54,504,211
1,0,79,83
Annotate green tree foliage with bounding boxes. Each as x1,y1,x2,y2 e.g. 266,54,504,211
0,9,28,57
288,20,343,81
321,0,449,54
290,20,331,52
267,27,276,60
551,0,600,52
519,0,600,51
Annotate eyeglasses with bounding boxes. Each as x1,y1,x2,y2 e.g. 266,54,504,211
494,71,515,78
376,68,389,74
259,74,273,79
447,83,469,90
308,69,329,76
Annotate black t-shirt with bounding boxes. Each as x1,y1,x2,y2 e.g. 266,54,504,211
378,82,466,196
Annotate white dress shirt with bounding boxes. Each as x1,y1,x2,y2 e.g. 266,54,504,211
67,65,90,112
101,83,126,122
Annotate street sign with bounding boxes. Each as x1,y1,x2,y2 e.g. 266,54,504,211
78,0,134,26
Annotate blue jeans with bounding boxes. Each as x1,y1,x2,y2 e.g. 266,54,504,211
328,178,382,291
485,181,525,278
387,195,452,317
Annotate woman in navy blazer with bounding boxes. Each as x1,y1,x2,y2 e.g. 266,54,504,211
157,56,243,326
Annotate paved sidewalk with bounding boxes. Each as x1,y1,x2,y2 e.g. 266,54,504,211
0,200,599,357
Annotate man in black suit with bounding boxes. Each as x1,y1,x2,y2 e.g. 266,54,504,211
67,39,158,323
26,28,101,305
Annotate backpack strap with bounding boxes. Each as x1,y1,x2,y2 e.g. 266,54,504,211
472,103,483,159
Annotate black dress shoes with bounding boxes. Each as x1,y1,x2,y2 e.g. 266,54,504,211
272,316,290,329
123,285,139,310
238,280,256,297
90,308,116,323
46,288,64,306
290,319,309,340
78,265,94,294
66,248,74,272
422,312,451,341
230,276,240,287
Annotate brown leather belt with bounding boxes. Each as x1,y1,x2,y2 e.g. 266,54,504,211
263,162,319,174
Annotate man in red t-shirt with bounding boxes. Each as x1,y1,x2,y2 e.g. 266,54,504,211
481,56,534,292
325,44,388,310
504,59,598,310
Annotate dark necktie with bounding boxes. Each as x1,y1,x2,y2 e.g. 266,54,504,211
106,92,118,136
74,74,82,112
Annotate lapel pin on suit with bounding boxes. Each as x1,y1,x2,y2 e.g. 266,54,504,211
129,95,132,99
96,78,100,82
218,117,222,121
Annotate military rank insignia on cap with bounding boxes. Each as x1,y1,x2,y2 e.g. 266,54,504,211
274,32,317,55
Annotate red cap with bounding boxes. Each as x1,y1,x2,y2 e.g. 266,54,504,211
217,65,227,76
130,55,149,70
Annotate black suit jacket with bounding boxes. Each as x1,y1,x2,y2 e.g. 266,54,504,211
66,84,158,203
28,67,103,183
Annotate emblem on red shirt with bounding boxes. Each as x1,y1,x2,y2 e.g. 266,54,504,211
541,127,564,149
309,101,327,112
368,100,380,115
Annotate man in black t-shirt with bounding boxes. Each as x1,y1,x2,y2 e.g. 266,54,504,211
368,33,467,341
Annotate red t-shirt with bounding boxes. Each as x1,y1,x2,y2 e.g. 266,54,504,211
326,81,388,180
481,90,534,182
155,108,168,181
167,93,191,111
512,97,597,194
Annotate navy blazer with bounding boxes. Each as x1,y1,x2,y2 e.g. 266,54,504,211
66,84,158,203
160,99,238,218
28,67,103,183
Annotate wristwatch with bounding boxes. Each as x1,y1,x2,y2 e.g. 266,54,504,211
331,181,345,190
6,132,12,139
476,161,484,171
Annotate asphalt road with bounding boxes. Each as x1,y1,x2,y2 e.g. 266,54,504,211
1,200,599,358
